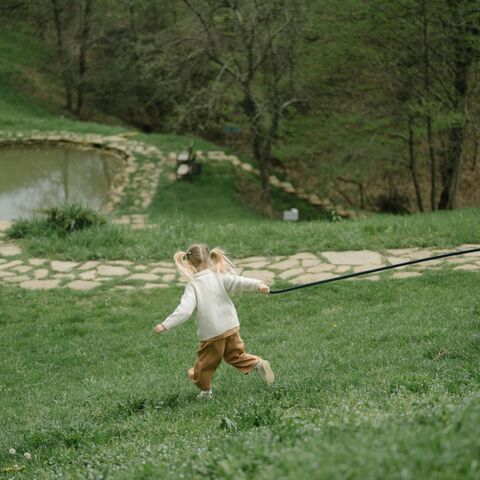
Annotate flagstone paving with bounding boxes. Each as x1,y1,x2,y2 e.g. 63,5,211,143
0,222,478,292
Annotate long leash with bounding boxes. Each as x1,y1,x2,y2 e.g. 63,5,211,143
269,247,480,295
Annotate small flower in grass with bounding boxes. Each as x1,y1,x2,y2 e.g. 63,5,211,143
24,452,32,459
8,448,16,455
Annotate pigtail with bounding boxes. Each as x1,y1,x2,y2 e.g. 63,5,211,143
210,247,237,274
174,250,195,279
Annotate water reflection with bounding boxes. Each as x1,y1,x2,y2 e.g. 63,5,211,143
0,147,123,219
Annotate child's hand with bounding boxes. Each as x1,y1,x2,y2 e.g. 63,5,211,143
258,283,270,294
153,324,166,334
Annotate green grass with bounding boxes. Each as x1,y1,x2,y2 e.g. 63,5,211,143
1,271,479,478
9,207,480,262
148,162,262,223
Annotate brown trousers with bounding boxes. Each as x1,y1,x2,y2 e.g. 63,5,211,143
188,328,260,391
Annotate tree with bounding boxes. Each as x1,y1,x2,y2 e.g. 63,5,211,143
182,0,304,216
437,0,479,209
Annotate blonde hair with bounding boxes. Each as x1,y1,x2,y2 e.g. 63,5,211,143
173,244,236,280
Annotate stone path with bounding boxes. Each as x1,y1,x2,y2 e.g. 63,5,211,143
0,223,478,291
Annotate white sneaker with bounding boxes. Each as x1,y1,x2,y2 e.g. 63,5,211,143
197,390,214,400
255,360,275,385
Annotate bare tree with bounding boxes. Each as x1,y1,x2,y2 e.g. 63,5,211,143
182,0,303,216
75,0,95,116
50,0,73,111
437,0,479,209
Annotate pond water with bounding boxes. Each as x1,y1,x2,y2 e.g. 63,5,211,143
0,147,124,220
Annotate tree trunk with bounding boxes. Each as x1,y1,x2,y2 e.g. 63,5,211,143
422,0,436,211
438,1,475,210
242,91,273,217
407,116,424,212
51,0,72,111
75,0,94,116
472,135,478,171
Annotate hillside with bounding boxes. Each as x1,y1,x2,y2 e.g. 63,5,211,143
1,21,480,480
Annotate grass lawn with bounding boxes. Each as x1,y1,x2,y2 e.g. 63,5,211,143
9,206,480,262
1,271,479,479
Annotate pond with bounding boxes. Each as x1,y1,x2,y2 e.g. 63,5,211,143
0,146,124,220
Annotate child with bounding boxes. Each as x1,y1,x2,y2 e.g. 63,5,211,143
153,244,274,399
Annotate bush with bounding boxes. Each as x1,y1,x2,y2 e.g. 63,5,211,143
6,203,107,239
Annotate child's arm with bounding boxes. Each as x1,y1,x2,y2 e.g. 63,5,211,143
153,283,196,334
221,273,270,294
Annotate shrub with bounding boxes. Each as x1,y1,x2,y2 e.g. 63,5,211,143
6,203,107,238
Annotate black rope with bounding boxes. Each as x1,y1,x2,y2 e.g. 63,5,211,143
270,247,480,295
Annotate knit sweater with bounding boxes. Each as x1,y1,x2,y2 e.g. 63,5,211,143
161,269,262,340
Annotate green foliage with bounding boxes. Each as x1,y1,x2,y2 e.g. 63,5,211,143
7,203,107,238
0,271,479,478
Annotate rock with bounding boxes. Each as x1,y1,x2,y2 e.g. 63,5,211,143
0,260,23,270
150,267,177,274
290,272,336,284
115,285,135,290
236,256,269,264
0,220,12,232
162,274,176,282
307,264,335,273
51,261,79,272
0,244,22,256
33,269,49,279
386,248,418,256
387,257,406,266
12,265,33,273
279,268,305,280
458,244,480,250
302,259,320,267
78,261,100,271
97,265,129,277
269,176,281,186
308,194,322,205
66,280,102,290
4,275,30,283
240,162,254,172
29,258,47,266
291,252,319,261
208,150,227,159
109,260,134,266
20,279,60,290
143,283,169,289
127,273,160,281
134,265,148,271
237,261,270,269
334,266,351,273
53,273,75,279
321,250,383,266
353,264,383,273
268,259,300,270
242,270,275,284
79,270,97,280
0,271,15,278
150,261,175,268
453,264,479,271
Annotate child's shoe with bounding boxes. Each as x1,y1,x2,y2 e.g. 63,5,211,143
197,389,214,400
255,360,275,385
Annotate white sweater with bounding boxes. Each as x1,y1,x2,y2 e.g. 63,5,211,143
161,269,262,340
